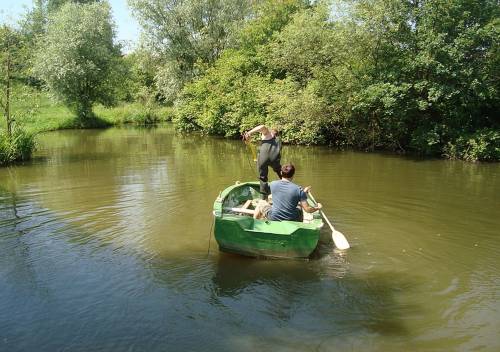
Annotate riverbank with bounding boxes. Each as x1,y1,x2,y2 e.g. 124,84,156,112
2,89,498,164
3,92,173,135
0,90,173,166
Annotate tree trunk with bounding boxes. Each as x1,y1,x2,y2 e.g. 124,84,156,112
6,50,11,138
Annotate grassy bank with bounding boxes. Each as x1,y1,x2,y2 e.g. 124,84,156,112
2,89,173,134
0,89,173,165
94,103,174,127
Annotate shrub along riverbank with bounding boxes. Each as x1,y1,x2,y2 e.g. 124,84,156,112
1,84,497,165
0,127,36,165
172,1,499,162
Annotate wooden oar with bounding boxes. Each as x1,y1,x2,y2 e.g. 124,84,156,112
224,207,255,215
309,192,350,250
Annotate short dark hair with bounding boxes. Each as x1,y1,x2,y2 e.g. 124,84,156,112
281,163,295,178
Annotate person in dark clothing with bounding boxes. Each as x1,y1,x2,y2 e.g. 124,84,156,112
243,125,281,198
254,163,322,221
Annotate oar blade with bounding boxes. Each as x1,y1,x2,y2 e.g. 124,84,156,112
308,191,350,250
332,229,350,250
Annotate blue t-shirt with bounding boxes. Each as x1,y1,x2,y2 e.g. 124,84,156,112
268,180,307,221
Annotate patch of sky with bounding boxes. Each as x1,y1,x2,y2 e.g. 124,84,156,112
0,0,139,52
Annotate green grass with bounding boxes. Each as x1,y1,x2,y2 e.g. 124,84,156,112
1,88,174,134
1,89,73,133
94,102,174,126
0,87,174,166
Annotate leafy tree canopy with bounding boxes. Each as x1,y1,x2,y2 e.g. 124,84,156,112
33,1,120,120
129,0,256,102
173,0,499,160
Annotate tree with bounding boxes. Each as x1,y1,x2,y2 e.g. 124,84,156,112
0,25,37,165
0,25,25,137
21,0,47,43
33,1,120,121
343,0,500,156
47,0,100,13
172,0,499,160
129,0,254,102
174,0,311,138
21,0,102,43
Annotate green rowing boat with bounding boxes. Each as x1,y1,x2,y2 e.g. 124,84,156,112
213,181,324,259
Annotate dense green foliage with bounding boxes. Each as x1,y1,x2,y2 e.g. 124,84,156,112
172,0,499,160
47,0,100,12
1,0,168,166
1,0,499,163
33,1,120,121
129,0,255,103
22,0,100,37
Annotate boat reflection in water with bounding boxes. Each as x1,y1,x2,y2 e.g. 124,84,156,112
211,254,321,298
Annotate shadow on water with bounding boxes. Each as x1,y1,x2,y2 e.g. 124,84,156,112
207,252,419,338
210,254,319,297
31,128,130,165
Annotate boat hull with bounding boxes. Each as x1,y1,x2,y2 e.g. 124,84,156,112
213,182,323,259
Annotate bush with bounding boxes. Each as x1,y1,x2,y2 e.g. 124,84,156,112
261,78,329,145
0,127,37,165
94,103,174,125
170,0,499,160
174,50,267,136
409,125,444,156
443,129,500,162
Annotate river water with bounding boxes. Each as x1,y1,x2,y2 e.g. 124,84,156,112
1,125,499,351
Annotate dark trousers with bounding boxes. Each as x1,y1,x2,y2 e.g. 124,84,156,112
257,139,281,196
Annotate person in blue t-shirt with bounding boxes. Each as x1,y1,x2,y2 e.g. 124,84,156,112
254,163,322,222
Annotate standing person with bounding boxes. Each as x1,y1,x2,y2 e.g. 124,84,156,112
254,163,322,221
243,125,282,198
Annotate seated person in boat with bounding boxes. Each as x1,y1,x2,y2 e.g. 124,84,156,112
254,163,322,221
243,125,281,199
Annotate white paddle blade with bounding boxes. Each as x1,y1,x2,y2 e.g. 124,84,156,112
332,230,350,250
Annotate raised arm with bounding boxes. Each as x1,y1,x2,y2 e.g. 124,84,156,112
244,125,271,140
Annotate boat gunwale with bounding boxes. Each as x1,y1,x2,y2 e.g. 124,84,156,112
213,181,323,230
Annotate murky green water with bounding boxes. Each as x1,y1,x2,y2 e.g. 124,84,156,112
1,125,499,351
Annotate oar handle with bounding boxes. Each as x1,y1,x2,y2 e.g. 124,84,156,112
308,192,335,232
